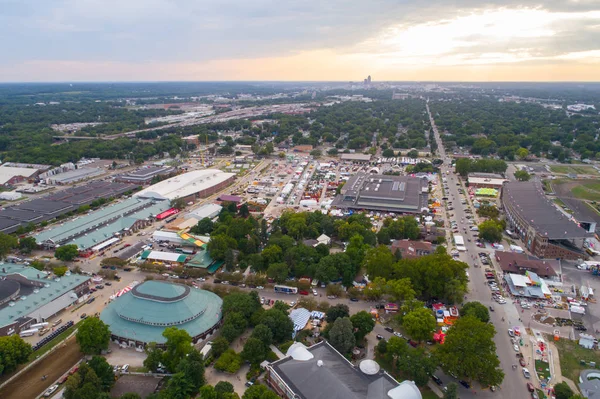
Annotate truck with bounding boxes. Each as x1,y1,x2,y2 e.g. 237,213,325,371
19,328,39,337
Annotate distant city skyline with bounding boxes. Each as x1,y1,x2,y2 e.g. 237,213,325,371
1,1,600,82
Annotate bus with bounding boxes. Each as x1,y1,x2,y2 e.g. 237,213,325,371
274,285,298,294
454,235,466,252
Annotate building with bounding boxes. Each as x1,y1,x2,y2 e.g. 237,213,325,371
188,203,222,221
46,167,104,185
115,166,175,185
502,181,591,259
34,197,169,251
100,281,222,347
0,264,90,336
494,251,558,278
467,173,508,188
391,240,433,258
504,272,552,299
0,166,40,186
135,169,235,202
0,181,137,234
331,173,429,214
340,153,372,163
217,194,242,203
580,369,600,399
266,341,421,399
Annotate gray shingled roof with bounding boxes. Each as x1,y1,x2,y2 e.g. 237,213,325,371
503,180,591,239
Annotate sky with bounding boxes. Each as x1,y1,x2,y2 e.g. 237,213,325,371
1,0,600,82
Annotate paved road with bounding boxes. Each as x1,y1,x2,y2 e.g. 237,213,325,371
428,102,531,398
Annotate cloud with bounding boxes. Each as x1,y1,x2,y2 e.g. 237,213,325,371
0,0,599,81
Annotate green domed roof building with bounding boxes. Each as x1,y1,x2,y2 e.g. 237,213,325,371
100,281,222,347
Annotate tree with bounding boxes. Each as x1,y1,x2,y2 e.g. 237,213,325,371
407,149,419,158
241,337,268,365
215,381,234,396
514,170,531,181
0,335,32,376
385,277,416,302
88,356,115,391
162,327,193,371
207,234,237,261
0,232,18,259
326,304,350,323
363,245,395,280
259,308,294,343
436,316,504,387
477,204,499,219
199,385,219,399
210,337,230,359
239,203,250,218
162,371,195,399
402,308,436,342
350,311,375,340
443,382,458,399
222,292,261,321
554,382,574,399
250,324,273,347
242,384,279,399
53,266,69,277
478,220,503,243
461,301,490,323
170,197,187,210
176,349,205,392
329,317,356,354
214,349,242,373
190,218,214,235
76,317,110,355
64,363,105,399
221,312,248,343
516,147,529,159
326,284,343,297
310,149,322,157
382,148,395,157
55,244,79,261
266,262,289,283
19,236,37,254
143,343,164,372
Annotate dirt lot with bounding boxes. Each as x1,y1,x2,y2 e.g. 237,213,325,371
0,335,83,399
110,374,161,398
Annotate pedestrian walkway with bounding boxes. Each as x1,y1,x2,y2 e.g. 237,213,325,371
270,345,285,360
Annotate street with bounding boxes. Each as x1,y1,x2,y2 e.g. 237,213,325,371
428,102,531,398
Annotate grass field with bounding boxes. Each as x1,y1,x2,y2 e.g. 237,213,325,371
554,338,600,382
571,181,600,201
535,359,551,381
550,165,600,176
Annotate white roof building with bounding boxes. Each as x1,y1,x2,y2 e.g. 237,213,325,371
0,166,38,185
188,203,222,220
135,169,235,201
316,234,331,246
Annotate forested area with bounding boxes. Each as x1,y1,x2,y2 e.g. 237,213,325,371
431,98,600,160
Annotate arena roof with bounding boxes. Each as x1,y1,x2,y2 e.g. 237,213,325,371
503,181,590,240
135,169,235,201
100,281,223,344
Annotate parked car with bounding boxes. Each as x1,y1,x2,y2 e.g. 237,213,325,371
523,368,531,379
376,334,384,340
432,375,443,386
44,385,59,397
80,313,87,319
459,380,471,389
384,327,394,333
527,382,535,392
394,332,403,338
520,358,527,367
121,364,129,373
350,297,359,302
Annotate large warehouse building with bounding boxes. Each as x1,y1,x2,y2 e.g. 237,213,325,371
34,197,170,251
502,180,592,259
100,281,223,347
0,264,90,336
0,181,137,234
331,173,429,214
135,169,235,202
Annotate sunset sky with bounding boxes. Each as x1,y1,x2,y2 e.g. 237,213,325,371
2,0,600,82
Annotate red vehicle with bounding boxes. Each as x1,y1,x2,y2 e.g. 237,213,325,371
299,290,309,296
69,366,79,375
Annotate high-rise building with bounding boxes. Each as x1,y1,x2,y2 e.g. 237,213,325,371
367,75,372,84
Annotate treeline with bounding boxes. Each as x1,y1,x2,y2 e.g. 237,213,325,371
455,158,508,177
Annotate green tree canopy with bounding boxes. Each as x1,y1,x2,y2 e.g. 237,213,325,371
436,316,504,387
221,312,248,343
0,335,32,376
241,337,268,365
259,308,294,343
514,170,531,181
88,356,115,391
162,327,193,372
250,324,273,347
0,232,18,259
326,304,350,323
461,301,491,323
478,219,503,243
242,384,279,399
190,217,214,235
554,382,574,399
76,317,110,355
55,244,79,261
402,307,436,342
350,311,375,340
19,236,37,253
214,349,242,374
329,317,356,354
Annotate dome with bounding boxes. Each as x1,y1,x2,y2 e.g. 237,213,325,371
387,380,422,399
100,281,223,344
286,342,314,361
359,359,380,375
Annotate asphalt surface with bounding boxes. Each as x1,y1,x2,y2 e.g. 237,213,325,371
428,102,531,399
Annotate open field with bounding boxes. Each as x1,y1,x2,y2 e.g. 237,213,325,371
571,181,600,201
554,337,600,382
550,165,600,176
552,179,600,229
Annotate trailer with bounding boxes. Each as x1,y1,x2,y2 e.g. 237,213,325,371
19,328,39,337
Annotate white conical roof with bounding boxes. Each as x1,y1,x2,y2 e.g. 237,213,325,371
359,359,380,375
